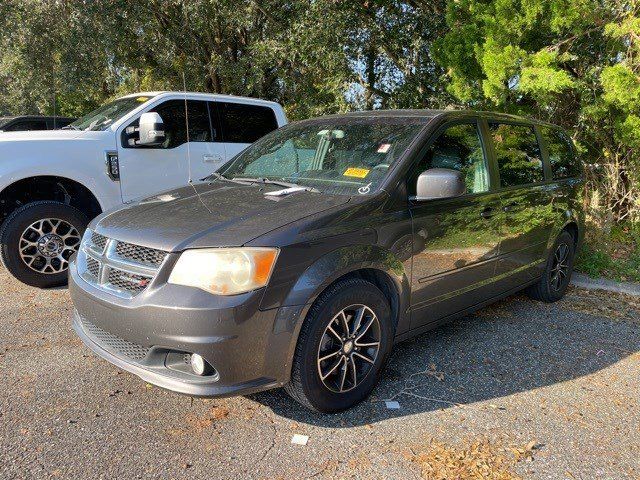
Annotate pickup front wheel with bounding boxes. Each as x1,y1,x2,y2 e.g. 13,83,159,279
0,201,88,288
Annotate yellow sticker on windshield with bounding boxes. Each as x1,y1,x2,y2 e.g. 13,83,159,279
343,167,370,178
136,96,150,102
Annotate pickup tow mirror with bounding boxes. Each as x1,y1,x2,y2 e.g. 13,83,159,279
412,168,466,201
137,112,165,146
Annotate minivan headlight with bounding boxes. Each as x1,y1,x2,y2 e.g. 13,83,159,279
168,248,279,295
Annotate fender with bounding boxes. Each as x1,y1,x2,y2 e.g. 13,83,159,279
268,244,412,385
545,204,585,254
0,133,122,212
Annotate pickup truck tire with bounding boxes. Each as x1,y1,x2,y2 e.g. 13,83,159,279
0,201,88,288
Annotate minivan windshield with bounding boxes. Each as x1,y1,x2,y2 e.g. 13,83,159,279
219,119,425,195
67,95,155,131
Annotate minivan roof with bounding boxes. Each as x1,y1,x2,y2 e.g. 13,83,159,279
296,109,559,128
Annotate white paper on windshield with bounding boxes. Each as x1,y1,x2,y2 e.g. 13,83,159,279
264,187,308,196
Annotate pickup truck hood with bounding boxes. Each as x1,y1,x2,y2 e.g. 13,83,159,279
94,180,350,251
0,130,106,142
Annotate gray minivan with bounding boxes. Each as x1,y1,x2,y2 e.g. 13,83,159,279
69,110,584,412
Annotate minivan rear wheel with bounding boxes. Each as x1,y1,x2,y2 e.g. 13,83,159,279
285,278,393,412
0,201,87,288
527,230,575,303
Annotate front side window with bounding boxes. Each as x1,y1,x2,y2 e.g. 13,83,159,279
490,123,544,187
69,95,155,131
150,100,213,149
217,102,279,143
541,126,581,179
410,123,489,196
220,120,425,195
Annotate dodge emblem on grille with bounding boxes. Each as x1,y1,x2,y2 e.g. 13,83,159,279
118,274,149,287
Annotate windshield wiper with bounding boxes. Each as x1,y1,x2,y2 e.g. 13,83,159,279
233,177,320,193
206,172,257,186
61,125,80,130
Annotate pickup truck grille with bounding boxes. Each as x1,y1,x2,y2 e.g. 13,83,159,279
78,230,168,299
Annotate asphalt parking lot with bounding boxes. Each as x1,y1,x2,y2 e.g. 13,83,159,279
1,267,639,480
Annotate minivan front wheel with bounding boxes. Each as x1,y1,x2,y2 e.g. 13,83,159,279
0,201,87,288
527,230,575,303
285,278,393,412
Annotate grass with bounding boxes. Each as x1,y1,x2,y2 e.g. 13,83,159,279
575,222,640,283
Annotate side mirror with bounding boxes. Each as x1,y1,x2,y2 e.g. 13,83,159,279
138,112,165,146
413,168,466,201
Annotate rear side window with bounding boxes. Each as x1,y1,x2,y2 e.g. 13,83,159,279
541,127,581,179
410,122,489,195
216,102,278,143
490,123,544,187
151,100,213,149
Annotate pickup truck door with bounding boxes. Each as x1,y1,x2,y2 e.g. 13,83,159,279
116,99,225,202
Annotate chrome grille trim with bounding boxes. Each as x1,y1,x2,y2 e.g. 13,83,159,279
78,230,167,299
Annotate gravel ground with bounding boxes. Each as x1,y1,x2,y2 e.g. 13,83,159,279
1,267,639,480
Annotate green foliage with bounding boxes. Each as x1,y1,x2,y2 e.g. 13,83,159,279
0,0,637,225
576,222,640,282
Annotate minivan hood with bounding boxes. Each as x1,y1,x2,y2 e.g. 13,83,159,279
94,181,351,251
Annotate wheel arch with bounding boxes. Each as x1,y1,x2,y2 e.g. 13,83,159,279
272,244,411,385
0,176,103,228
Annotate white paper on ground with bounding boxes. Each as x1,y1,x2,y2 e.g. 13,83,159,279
291,434,309,445
385,400,401,409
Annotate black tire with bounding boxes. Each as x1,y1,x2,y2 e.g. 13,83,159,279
526,230,575,303
285,278,393,413
0,201,88,288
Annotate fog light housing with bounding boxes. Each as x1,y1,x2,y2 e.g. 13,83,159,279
190,354,211,376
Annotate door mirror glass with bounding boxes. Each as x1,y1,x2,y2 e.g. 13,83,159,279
138,112,165,146
414,168,466,201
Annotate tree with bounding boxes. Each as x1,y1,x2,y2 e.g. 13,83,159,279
434,0,640,222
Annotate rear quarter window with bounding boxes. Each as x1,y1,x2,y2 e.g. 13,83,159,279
541,126,581,179
217,102,279,143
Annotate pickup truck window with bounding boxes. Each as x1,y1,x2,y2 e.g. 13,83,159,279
150,99,213,148
216,102,279,143
70,96,155,131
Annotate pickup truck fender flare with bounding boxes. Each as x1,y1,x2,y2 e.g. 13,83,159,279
0,172,116,214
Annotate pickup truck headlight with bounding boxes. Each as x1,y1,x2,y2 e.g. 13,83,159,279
168,248,279,295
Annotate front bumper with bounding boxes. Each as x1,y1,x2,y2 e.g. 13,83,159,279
69,258,299,397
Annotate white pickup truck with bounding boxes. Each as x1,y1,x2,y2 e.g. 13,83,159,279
0,92,287,287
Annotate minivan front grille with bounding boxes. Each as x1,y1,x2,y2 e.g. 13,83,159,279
115,242,165,267
78,231,167,299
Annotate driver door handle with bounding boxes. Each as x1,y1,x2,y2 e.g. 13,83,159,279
203,154,223,163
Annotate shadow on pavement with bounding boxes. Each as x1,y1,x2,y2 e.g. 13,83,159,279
250,294,639,427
